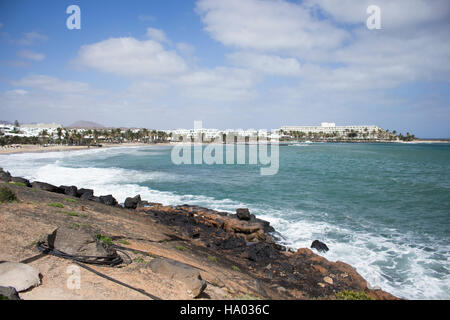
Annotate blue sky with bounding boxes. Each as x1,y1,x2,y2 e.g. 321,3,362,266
0,0,449,138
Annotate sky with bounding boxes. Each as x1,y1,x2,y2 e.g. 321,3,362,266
0,0,449,138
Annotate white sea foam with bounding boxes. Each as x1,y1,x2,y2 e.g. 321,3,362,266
0,148,448,300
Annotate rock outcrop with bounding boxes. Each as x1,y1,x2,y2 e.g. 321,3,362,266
31,181,63,194
0,286,21,300
11,177,31,187
0,168,12,182
47,227,115,258
0,262,41,292
124,195,141,209
148,258,207,298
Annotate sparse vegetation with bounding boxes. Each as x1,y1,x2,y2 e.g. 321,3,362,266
208,256,217,262
335,290,373,300
70,223,80,229
48,202,64,208
64,198,77,203
10,181,27,187
96,234,113,245
232,265,241,272
62,211,78,217
119,239,130,245
176,245,188,251
0,186,17,204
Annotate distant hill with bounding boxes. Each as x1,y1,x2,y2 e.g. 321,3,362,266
67,120,105,129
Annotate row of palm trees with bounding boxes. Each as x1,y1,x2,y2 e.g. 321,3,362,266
5,127,171,146
280,128,416,142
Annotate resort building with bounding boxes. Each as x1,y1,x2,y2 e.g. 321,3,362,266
280,123,381,135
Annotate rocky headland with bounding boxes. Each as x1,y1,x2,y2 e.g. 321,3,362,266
0,168,398,300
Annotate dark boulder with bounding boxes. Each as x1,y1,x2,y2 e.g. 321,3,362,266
0,286,21,300
31,181,63,193
89,196,102,203
60,185,78,197
236,208,251,221
311,240,329,253
78,188,94,200
0,168,12,182
245,242,281,263
124,194,141,209
10,177,31,187
99,195,118,206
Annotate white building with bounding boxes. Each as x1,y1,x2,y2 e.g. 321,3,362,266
280,123,381,135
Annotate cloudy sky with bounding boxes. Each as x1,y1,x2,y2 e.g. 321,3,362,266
0,0,449,137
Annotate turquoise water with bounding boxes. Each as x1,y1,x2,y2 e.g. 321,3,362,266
1,143,449,299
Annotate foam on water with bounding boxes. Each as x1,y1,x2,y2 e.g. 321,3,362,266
0,146,448,300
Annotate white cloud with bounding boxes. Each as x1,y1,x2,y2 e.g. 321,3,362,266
76,37,187,77
196,0,348,53
16,31,48,45
17,50,45,61
306,0,450,30
146,27,169,43
227,52,301,76
175,67,259,101
13,75,93,94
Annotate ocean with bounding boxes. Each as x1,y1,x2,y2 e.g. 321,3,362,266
0,142,449,299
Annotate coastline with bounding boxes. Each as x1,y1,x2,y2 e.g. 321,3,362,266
0,169,399,300
0,142,173,155
1,139,448,156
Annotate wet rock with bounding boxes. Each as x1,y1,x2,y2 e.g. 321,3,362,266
124,194,141,209
78,188,94,200
0,168,12,182
0,286,21,300
311,240,329,253
148,258,207,298
60,185,78,197
236,208,251,221
99,195,118,206
0,262,41,292
47,227,114,257
10,177,31,187
31,181,63,193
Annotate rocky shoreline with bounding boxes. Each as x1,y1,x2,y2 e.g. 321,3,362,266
0,167,398,300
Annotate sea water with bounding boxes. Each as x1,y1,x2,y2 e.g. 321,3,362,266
1,143,449,299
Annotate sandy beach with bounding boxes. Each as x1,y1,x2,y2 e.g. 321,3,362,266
0,142,173,155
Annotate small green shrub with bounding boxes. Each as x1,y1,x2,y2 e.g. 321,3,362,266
176,245,188,251
0,186,17,204
48,202,64,208
64,198,77,203
232,265,241,272
119,239,130,245
335,290,373,300
96,234,113,245
62,211,78,217
10,181,27,187
208,256,217,262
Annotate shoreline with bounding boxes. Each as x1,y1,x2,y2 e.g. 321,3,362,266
1,139,448,156
0,142,173,155
0,168,399,300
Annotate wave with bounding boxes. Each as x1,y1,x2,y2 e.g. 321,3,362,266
0,149,448,299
